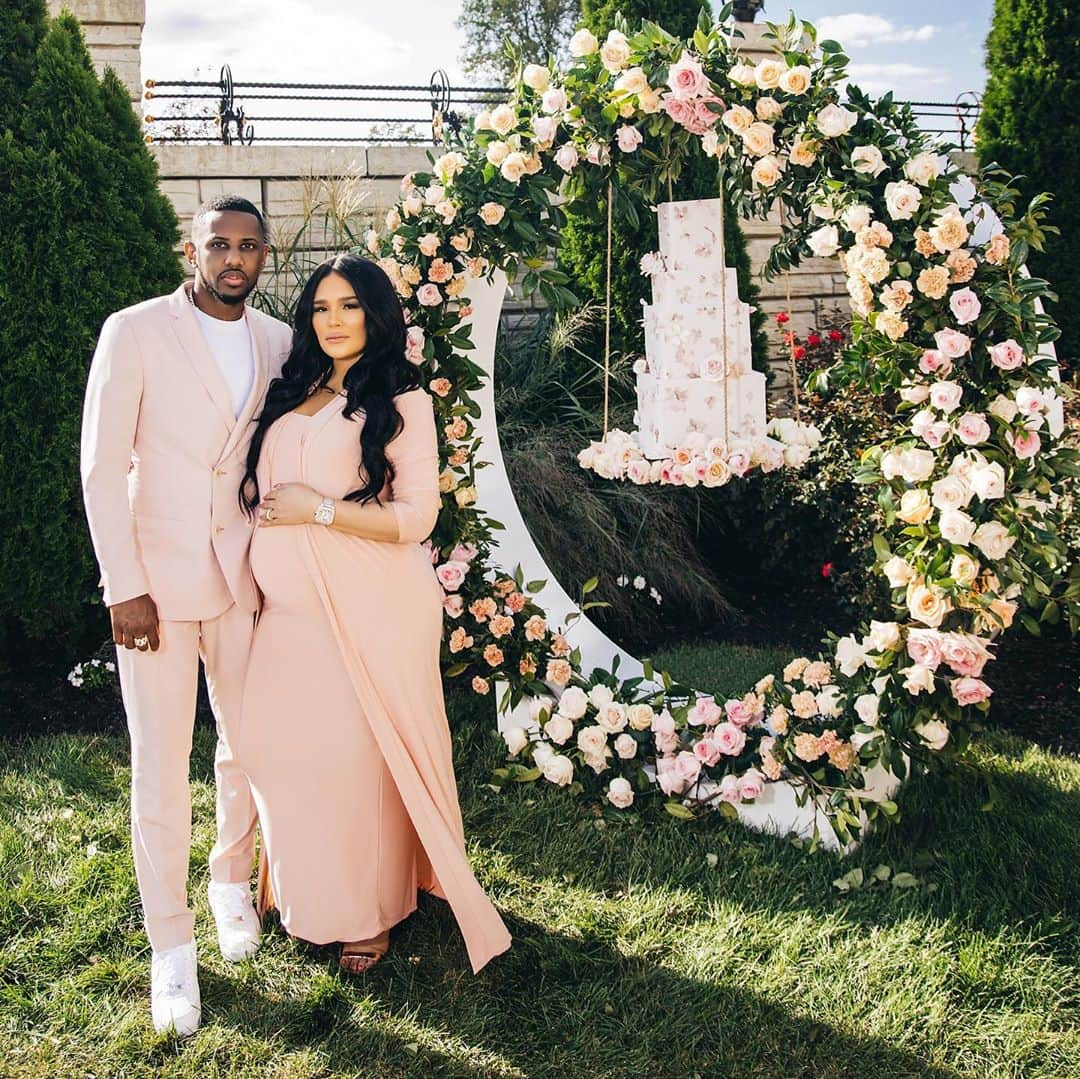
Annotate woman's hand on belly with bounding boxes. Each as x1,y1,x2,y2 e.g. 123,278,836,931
258,483,323,527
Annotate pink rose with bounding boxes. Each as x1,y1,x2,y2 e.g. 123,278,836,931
443,594,464,618
450,542,478,563
405,325,426,364
718,774,742,804
435,560,469,592
723,698,755,728
934,328,972,359
533,115,558,146
616,125,643,153
673,750,702,786
951,676,993,706
906,628,943,670
737,768,766,801
919,349,953,377
667,52,710,100
693,737,722,767
554,143,580,172
929,380,963,415
692,96,723,131
713,721,747,756
661,95,695,128
656,755,686,795
652,710,679,754
941,632,993,677
689,696,723,726
988,339,1025,371
1010,428,1041,459
727,449,752,477
949,287,982,325
954,412,991,446
416,283,443,307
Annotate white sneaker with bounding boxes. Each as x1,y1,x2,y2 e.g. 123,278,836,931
207,880,261,962
150,940,201,1037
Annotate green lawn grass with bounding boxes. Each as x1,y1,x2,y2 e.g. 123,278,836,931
1,641,1078,1078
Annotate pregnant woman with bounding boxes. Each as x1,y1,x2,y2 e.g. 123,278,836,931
234,254,510,974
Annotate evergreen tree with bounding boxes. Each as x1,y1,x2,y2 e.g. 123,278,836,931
558,1,769,372
977,0,1080,366
0,13,181,656
0,0,46,131
457,0,580,83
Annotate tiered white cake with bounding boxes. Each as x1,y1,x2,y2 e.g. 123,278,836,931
635,198,767,460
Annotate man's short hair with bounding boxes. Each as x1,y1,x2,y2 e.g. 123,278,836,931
191,195,268,242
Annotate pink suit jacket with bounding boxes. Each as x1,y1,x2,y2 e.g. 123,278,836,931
81,283,293,621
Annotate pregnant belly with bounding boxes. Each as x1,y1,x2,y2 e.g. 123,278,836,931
250,526,319,612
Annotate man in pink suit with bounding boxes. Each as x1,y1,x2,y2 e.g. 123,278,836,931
81,195,292,1036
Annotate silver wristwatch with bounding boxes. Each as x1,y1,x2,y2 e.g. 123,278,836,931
314,497,336,526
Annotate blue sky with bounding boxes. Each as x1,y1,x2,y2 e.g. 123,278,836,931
141,2,995,125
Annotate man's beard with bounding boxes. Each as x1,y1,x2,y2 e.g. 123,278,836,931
196,266,255,306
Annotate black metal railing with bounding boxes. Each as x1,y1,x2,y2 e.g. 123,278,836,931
142,67,982,151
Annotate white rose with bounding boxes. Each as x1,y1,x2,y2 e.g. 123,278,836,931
904,151,942,186
817,686,844,718
522,64,550,92
816,103,858,138
854,694,880,727
779,65,812,95
951,552,980,586
755,96,783,121
528,695,556,723
569,28,598,57
754,58,785,90
577,725,608,756
835,634,867,677
915,719,950,751
808,224,840,258
989,395,1020,423
544,714,574,745
500,151,528,183
903,663,936,696
841,203,872,232
599,30,631,73
423,184,445,206
851,144,886,176
883,555,914,588
542,754,574,786
627,703,654,731
729,62,757,87
606,776,635,808
898,448,936,483
884,180,921,221
868,620,901,652
614,66,648,96
931,475,972,512
486,140,510,165
972,521,1016,561
970,462,1006,501
614,733,638,759
588,684,614,711
557,686,589,720
503,725,529,756
939,509,976,547
542,87,568,113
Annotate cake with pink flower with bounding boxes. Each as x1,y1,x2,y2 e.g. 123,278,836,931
636,198,767,459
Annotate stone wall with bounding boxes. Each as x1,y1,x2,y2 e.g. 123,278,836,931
47,0,144,99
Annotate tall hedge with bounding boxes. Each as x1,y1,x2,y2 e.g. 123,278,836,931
558,0,770,373
977,0,1080,367
0,0,46,130
0,12,181,659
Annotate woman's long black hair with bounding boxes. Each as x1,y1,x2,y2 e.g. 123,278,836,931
240,254,421,513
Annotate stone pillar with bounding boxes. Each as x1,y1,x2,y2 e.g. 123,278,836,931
47,1,145,99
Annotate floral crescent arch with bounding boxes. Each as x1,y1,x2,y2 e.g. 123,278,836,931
364,7,1074,849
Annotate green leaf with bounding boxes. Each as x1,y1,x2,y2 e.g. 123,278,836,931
581,576,599,595
663,801,696,821
892,872,919,889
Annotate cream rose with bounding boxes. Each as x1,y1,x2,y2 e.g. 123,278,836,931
606,777,634,808
907,579,952,628
479,201,506,226
939,509,976,547
569,28,598,57
754,58,785,90
816,103,858,138
779,65,812,95
790,139,817,167
489,104,516,136
808,224,840,258
851,144,886,176
522,64,550,92
898,488,933,525
972,521,1016,561
722,104,754,134
884,180,921,221
542,754,574,786
741,121,776,157
951,552,980,586
755,96,783,121
751,155,782,187
883,555,915,588
599,30,631,73
904,151,941,186
614,66,649,97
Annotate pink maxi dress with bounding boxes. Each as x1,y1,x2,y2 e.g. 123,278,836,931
234,388,511,973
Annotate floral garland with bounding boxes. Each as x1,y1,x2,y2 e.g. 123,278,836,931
364,9,1076,846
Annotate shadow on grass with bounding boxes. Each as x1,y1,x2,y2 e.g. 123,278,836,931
177,908,962,1079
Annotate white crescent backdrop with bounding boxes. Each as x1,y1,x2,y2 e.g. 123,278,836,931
457,269,901,851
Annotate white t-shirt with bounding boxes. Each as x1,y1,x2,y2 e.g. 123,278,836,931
193,307,255,419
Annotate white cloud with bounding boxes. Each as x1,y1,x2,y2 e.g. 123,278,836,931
846,62,949,96
816,14,938,48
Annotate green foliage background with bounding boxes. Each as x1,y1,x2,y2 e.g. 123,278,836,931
0,6,181,661
977,0,1080,369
